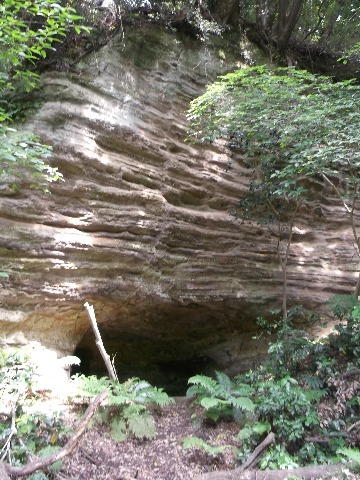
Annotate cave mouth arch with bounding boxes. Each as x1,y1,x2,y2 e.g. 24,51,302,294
70,300,263,396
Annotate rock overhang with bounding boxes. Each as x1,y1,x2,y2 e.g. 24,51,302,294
0,25,357,390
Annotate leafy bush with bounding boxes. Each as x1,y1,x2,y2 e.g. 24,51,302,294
328,295,360,361
255,376,321,444
186,371,255,423
184,297,360,469
73,374,174,441
256,306,320,379
0,0,89,190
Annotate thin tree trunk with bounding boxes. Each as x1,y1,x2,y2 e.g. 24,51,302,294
321,174,359,297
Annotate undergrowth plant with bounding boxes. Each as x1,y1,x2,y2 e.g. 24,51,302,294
186,371,255,422
73,374,174,441
182,435,231,457
0,350,68,478
184,297,360,469
183,371,255,458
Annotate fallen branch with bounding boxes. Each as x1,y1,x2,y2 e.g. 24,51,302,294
195,432,352,480
194,432,274,480
195,462,352,480
342,369,360,379
2,390,108,479
348,419,360,433
84,302,118,381
238,432,275,472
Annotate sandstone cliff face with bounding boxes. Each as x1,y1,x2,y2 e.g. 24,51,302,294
0,27,357,391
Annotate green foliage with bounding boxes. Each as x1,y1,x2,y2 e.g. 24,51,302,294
259,443,300,470
0,0,89,189
257,306,320,378
27,473,50,480
188,66,360,199
0,0,88,98
182,436,230,456
184,298,360,469
187,67,360,299
186,371,254,423
0,350,35,398
37,445,62,472
328,295,360,361
256,377,320,444
234,374,329,468
74,374,174,440
337,447,360,469
0,351,68,469
0,127,63,192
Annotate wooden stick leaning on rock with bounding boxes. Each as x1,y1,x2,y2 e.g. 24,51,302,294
84,302,118,382
0,390,108,480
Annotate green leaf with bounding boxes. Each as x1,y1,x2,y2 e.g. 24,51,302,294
200,397,221,410
127,413,156,440
337,447,360,466
183,436,230,456
110,417,127,442
230,396,255,412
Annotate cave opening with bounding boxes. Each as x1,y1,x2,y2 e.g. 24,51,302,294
71,343,214,396
71,301,262,396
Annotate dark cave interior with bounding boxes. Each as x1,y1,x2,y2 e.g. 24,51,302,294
71,340,216,396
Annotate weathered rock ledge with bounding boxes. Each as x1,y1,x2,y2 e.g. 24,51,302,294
0,27,358,392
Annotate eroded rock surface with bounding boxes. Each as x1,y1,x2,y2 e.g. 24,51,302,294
0,27,358,391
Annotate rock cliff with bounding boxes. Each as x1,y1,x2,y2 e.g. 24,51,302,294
0,26,358,392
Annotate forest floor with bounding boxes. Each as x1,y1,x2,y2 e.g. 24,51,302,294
60,396,239,480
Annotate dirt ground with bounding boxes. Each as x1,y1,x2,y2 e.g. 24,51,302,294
62,397,239,480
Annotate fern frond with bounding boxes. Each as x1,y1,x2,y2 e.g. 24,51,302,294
215,371,232,397
230,396,255,412
122,404,146,419
134,385,174,406
149,387,174,406
200,397,221,410
110,417,127,442
76,375,112,396
231,382,255,398
300,374,324,389
108,394,132,406
186,384,203,398
183,436,230,456
127,412,156,439
337,447,360,466
187,375,218,395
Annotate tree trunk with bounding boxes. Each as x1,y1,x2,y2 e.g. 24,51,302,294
275,0,305,56
210,0,240,26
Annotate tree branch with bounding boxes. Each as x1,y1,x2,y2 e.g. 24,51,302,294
3,390,108,478
84,302,118,381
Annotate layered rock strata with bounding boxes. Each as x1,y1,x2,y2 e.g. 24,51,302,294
0,27,358,391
